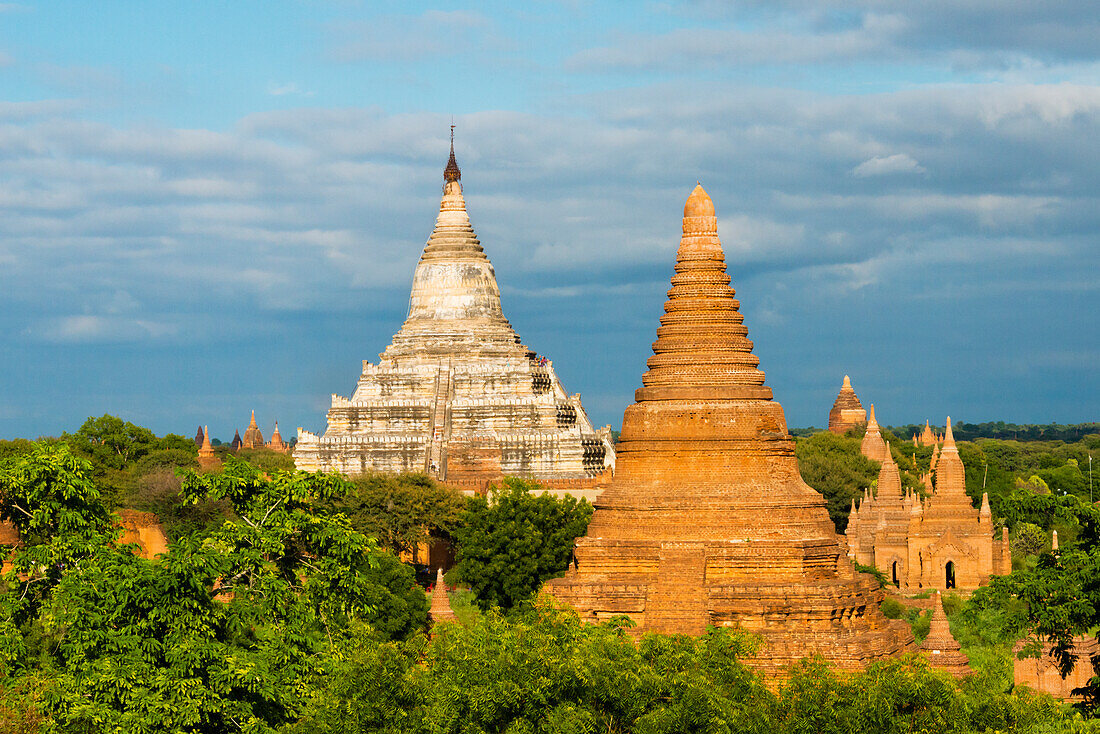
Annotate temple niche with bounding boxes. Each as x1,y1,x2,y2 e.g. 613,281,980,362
294,137,615,499
828,375,866,434
545,185,913,676
845,417,1010,592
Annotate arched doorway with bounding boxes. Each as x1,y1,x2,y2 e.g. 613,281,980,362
891,561,899,587
945,560,956,589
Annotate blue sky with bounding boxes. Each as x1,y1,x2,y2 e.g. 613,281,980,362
1,0,1098,441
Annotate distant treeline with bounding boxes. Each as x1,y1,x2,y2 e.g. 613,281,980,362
888,421,1100,443
791,422,1099,442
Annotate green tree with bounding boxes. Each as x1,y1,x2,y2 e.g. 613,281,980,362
453,479,592,611
1,449,426,731
236,446,296,473
1012,522,1047,557
63,414,159,470
292,600,771,734
971,491,1100,710
318,472,464,559
794,431,881,532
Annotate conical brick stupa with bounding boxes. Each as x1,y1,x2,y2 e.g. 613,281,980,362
920,591,970,677
545,185,913,675
828,375,866,434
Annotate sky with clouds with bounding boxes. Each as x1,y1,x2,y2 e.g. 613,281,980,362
0,0,1098,441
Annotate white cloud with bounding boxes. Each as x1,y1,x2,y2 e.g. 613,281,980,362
852,153,926,177
267,82,312,97
29,315,178,344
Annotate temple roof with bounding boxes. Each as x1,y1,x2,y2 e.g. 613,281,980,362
242,409,264,449
829,375,866,433
269,421,286,451
876,443,902,498
933,418,967,497
588,183,839,538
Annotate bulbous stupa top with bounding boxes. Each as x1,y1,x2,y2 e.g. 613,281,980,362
683,183,716,225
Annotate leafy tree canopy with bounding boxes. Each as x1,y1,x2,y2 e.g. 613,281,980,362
970,491,1100,708
291,598,1075,734
452,478,593,611
318,472,464,559
1,447,427,732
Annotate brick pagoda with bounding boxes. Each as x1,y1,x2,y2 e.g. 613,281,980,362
545,185,913,675
828,375,866,434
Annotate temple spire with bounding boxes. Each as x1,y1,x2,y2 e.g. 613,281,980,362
637,183,771,402
933,417,968,498
384,129,522,358
860,403,887,462
444,124,461,184
198,425,218,470
829,374,865,434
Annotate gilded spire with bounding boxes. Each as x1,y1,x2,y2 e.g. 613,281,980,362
444,124,461,183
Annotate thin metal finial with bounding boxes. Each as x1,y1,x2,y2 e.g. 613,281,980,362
444,121,461,183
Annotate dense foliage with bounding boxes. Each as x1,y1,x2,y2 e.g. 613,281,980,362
3,416,1099,732
0,445,428,732
970,491,1100,708
290,599,1082,734
318,472,465,559
453,478,593,611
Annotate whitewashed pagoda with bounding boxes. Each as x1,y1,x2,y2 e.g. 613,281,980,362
294,133,615,497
